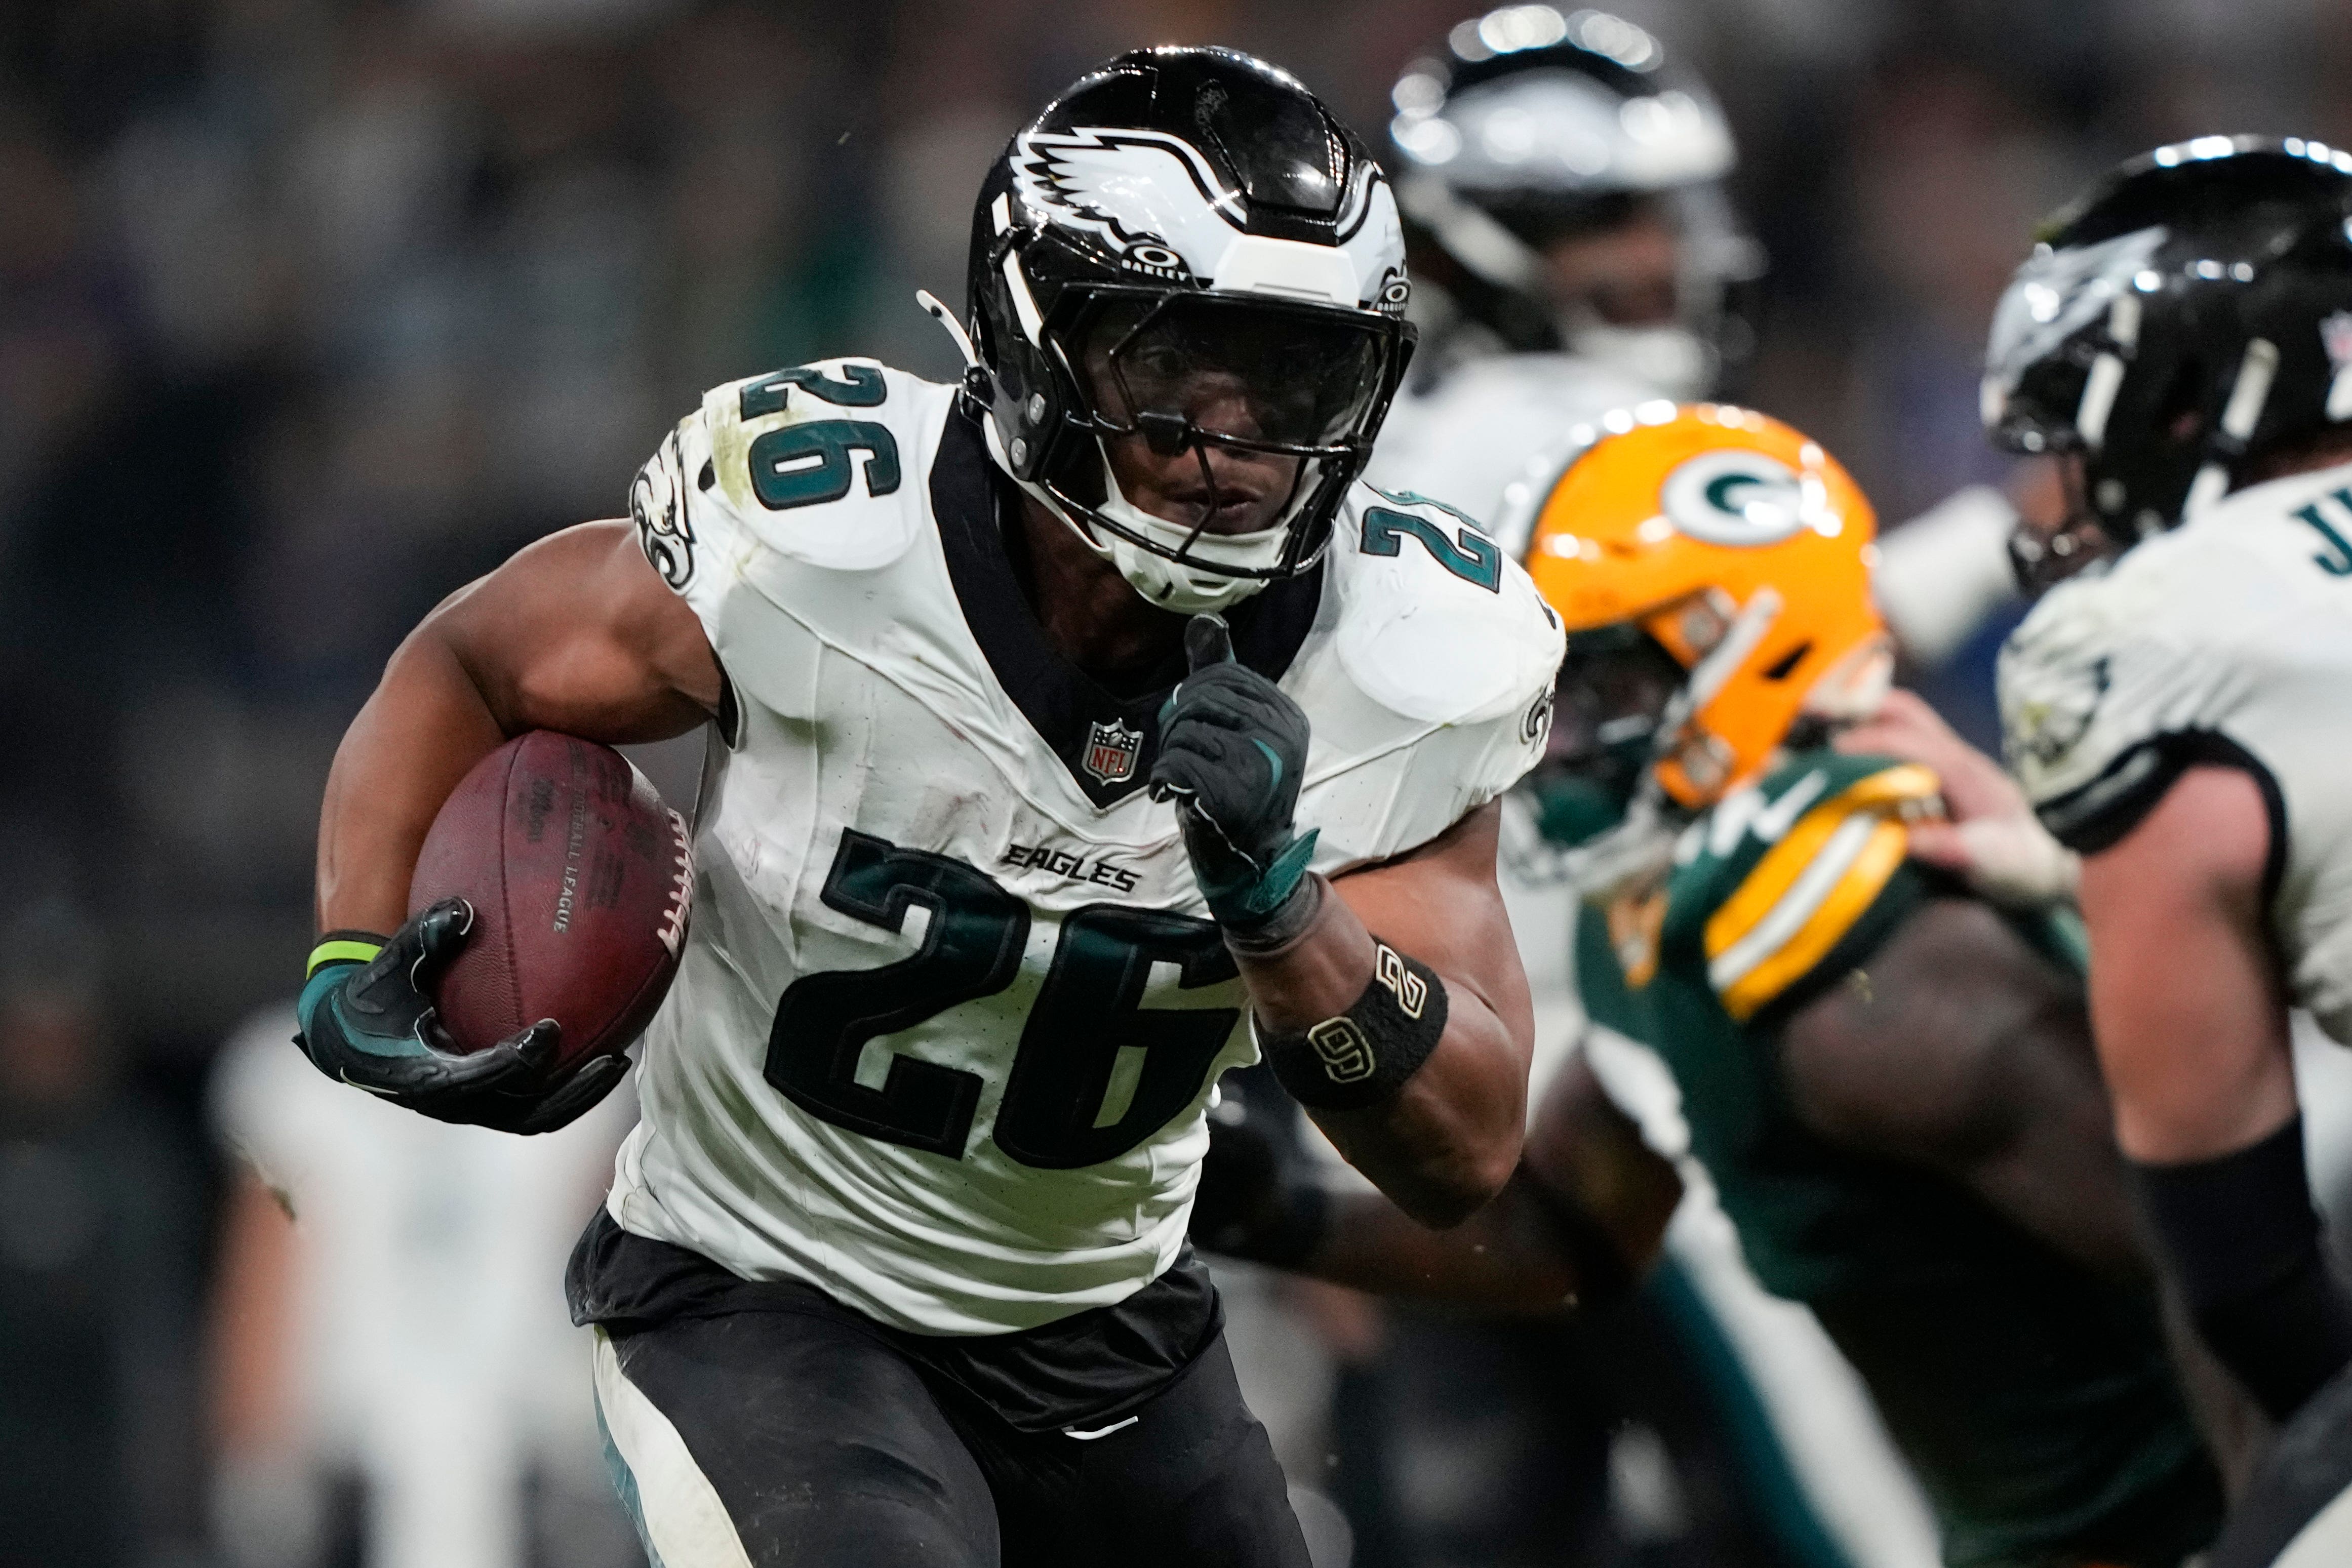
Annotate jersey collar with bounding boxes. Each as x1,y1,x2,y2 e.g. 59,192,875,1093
931,408,1325,809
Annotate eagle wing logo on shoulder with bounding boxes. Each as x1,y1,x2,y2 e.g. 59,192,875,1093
631,427,697,591
2006,653,2110,774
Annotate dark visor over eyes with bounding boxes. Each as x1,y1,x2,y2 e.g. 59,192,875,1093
1077,294,1387,451
1553,626,1683,763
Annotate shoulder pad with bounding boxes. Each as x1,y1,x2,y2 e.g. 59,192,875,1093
1329,484,1566,727
664,359,952,581
1668,753,1941,1022
1998,571,2129,799
1995,529,2258,847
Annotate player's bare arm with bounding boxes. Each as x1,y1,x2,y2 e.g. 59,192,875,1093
2074,767,2352,1424
1776,897,2143,1276
1148,617,1537,1227
2077,768,2295,1164
1193,1050,1678,1310
1289,805,1536,1225
300,521,716,1133
317,520,719,936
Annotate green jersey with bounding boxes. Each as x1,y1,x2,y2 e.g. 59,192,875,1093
1575,749,2219,1568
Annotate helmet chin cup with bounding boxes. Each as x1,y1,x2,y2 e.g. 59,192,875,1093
982,392,1298,616
1100,529,1275,615
1084,453,1291,614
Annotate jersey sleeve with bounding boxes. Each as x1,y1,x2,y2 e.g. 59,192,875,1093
1298,486,1566,868
1996,538,2279,854
1683,759,1944,1024
627,359,948,719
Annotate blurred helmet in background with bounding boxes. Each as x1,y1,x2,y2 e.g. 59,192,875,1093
1514,404,1888,840
1985,137,2352,591
963,47,1416,614
1387,5,1763,394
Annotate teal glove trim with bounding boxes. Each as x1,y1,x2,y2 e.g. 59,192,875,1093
1200,826,1319,929
298,958,431,1064
1252,738,1283,793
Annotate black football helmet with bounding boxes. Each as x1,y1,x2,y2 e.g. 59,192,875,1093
956,47,1415,615
1985,136,2352,590
1384,5,1761,393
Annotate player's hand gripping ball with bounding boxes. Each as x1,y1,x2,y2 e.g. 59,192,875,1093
1148,615,1318,932
296,901,626,1134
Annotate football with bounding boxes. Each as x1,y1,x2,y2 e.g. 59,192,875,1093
407,731,692,1071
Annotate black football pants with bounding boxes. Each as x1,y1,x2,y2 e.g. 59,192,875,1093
591,1301,1311,1567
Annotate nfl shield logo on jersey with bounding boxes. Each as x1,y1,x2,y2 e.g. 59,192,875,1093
1083,718,1144,785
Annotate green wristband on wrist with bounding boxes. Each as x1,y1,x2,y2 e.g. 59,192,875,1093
306,932,386,978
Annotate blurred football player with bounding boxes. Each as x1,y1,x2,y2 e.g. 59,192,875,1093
292,47,1562,1568
1200,406,2234,1568
1374,3,2032,718
1352,14,1937,1563
1367,3,1761,526
1984,138,2352,1566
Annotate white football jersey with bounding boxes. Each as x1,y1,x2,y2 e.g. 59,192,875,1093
2001,459,2352,1042
1367,351,1659,543
608,358,1563,1334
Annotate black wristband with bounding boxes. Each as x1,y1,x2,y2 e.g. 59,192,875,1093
1257,939,1449,1110
2133,1117,2352,1421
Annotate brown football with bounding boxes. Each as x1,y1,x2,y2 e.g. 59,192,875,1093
408,731,691,1070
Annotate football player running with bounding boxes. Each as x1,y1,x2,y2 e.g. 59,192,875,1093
294,48,1561,1568
1200,407,2236,1568
1983,139,2352,1567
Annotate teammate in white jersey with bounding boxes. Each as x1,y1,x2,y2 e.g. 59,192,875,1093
1366,5,1761,533
293,48,1561,1568
1984,138,2352,1566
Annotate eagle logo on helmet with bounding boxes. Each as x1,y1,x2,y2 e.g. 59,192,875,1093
1011,128,1244,279
1011,126,1383,288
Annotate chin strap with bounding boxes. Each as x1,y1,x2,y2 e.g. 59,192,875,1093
917,289,994,412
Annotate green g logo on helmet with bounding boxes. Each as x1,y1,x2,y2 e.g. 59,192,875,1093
1660,451,1817,547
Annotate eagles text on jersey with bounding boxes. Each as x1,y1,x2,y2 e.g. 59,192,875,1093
614,357,1563,1334
2000,457,2352,1043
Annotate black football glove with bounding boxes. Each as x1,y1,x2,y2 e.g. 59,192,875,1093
1149,615,1319,933
1192,1063,1329,1268
295,898,629,1135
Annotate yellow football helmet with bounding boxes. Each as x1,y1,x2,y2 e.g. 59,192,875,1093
1521,404,1891,809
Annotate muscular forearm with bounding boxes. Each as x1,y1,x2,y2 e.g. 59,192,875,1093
316,623,508,934
1304,1178,1585,1310
315,522,719,938
1235,878,1527,1226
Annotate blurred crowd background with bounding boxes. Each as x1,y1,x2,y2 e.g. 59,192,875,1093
5,1,2351,1565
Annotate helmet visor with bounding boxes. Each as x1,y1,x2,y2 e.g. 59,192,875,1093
1075,293,1391,453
